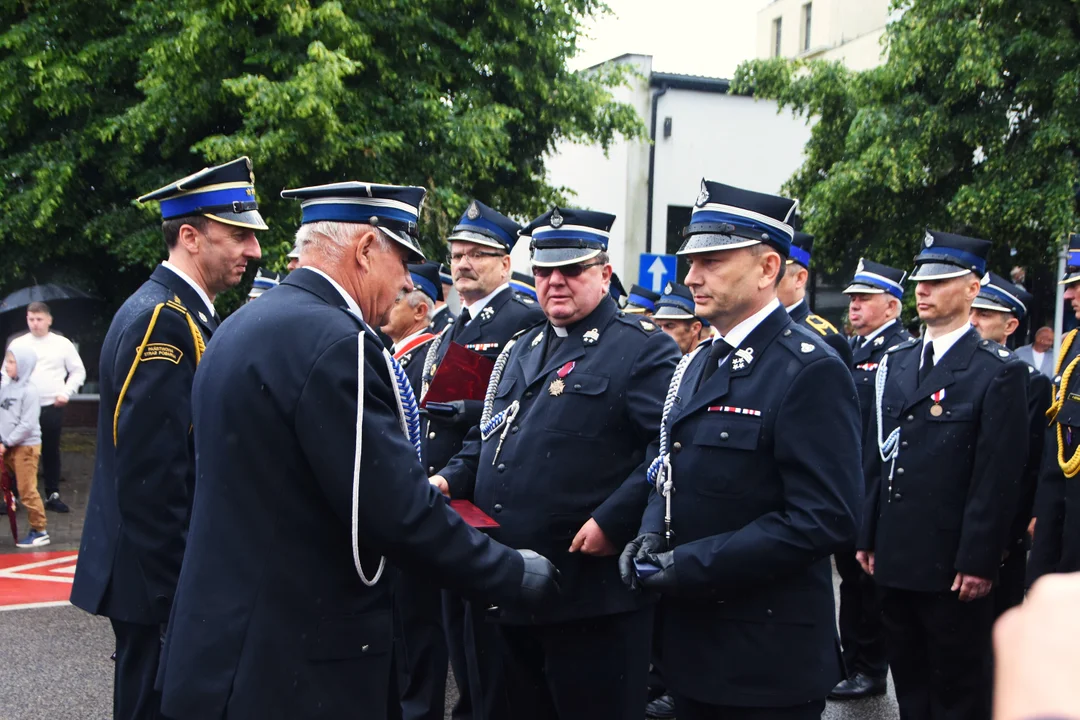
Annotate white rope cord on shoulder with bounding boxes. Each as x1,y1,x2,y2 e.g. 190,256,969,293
874,351,901,501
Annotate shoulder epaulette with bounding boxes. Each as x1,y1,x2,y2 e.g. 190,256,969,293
885,337,920,355
614,313,657,333
776,325,830,363
977,339,1015,362
512,293,538,307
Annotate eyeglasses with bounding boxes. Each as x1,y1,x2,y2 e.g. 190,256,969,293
532,261,605,278
446,250,505,264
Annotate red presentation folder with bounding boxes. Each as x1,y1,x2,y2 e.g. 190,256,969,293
421,342,495,406
451,500,500,528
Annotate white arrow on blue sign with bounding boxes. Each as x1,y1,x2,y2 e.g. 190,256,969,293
638,253,677,293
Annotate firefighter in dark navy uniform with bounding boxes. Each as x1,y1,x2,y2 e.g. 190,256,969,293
70,157,266,720
155,181,558,720
1030,234,1080,583
431,206,680,720
624,283,661,315
779,227,854,367
830,258,911,700
858,230,1029,720
653,282,710,356
430,263,456,334
404,200,543,720
968,272,1050,617
620,180,862,720
383,262,441,393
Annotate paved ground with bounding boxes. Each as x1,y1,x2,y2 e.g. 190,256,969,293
0,429,899,720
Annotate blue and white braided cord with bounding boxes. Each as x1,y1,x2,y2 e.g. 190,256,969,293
646,344,705,491
385,351,422,461
480,336,519,438
875,352,900,469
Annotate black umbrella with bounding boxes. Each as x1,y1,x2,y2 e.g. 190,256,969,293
0,283,99,314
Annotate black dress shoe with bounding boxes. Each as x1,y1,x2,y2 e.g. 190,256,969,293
645,693,676,719
829,672,887,700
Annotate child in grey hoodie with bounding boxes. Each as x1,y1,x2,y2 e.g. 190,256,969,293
1,345,49,547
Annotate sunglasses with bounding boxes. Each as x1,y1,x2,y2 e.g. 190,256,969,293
532,261,604,279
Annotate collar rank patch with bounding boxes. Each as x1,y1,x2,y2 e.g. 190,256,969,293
583,328,600,345
198,311,208,323
801,342,815,354
731,347,754,371
874,336,885,346
480,306,495,322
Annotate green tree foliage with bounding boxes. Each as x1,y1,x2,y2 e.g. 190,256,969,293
732,0,1079,305
0,0,642,309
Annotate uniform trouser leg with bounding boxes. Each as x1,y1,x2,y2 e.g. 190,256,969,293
880,587,993,720
834,550,888,677
994,550,1027,619
493,607,653,720
395,573,448,720
111,619,165,720
38,405,64,496
460,599,513,720
671,696,826,720
443,591,478,719
647,610,667,699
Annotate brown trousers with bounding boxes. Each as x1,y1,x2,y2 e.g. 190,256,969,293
4,444,45,531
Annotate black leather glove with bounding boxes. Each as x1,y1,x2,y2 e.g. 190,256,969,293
517,549,561,609
638,549,677,591
619,533,664,590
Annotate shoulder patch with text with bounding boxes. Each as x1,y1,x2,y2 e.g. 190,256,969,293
140,343,183,365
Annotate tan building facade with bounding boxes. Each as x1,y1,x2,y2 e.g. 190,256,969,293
756,0,891,71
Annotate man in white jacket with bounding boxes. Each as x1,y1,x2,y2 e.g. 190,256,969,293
8,301,85,513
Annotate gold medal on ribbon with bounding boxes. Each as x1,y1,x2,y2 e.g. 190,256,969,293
549,378,565,397
930,404,943,417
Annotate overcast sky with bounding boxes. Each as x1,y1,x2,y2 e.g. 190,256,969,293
571,0,775,77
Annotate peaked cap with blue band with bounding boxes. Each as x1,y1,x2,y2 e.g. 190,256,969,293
280,181,426,262
448,200,522,253
789,231,814,269
609,272,627,305
438,263,453,285
408,261,443,303
678,179,798,257
654,282,700,321
137,156,268,231
973,272,1031,319
247,268,280,298
510,271,537,300
909,229,990,281
522,206,616,267
1061,234,1080,286
843,258,907,298
624,284,660,314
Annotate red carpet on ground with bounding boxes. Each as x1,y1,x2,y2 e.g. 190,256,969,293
0,551,77,610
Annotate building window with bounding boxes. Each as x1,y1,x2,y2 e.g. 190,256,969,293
802,3,812,52
772,17,783,57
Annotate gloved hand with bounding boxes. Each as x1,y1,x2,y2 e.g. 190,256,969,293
619,533,665,590
517,549,561,609
639,550,677,592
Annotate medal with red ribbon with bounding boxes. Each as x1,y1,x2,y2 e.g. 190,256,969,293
549,361,576,397
930,388,946,417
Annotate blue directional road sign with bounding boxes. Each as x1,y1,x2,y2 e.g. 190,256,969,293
638,253,677,294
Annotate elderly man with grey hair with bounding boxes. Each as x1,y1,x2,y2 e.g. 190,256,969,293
384,261,443,392
157,181,560,720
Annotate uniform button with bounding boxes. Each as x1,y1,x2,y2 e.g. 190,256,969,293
896,467,905,475
901,441,909,449
862,377,869,382
511,426,519,434
766,609,774,617
428,466,435,474
494,504,503,513
574,383,582,390
906,415,914,422
894,493,903,501
673,442,682,452
720,432,730,440
945,411,952,417
428,431,436,440
361,644,370,653
497,463,506,472
525,391,533,398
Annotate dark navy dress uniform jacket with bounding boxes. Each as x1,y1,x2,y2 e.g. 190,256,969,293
156,269,527,720
440,296,680,625
71,265,217,625
639,304,862,708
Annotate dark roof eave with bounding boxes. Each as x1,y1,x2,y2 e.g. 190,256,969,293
649,72,731,94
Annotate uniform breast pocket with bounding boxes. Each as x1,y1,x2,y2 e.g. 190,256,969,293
545,373,610,438
491,376,518,412
1055,396,1080,427
688,417,763,497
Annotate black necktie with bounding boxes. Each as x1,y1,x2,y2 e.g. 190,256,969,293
919,342,935,384
698,339,734,388
853,336,865,350
459,307,472,325
450,308,470,339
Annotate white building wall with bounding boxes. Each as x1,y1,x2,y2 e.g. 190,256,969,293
649,90,812,253
756,0,889,69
